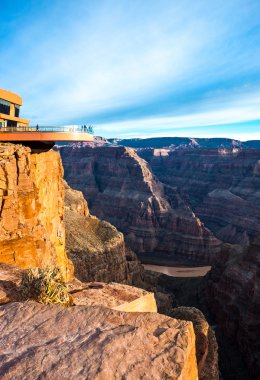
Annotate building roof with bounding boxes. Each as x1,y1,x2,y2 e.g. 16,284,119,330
0,89,23,106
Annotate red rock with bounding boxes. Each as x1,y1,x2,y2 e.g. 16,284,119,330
0,143,73,280
0,301,198,380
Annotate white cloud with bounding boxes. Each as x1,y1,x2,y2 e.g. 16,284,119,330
95,89,260,139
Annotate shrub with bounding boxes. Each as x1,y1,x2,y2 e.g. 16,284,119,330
20,267,73,307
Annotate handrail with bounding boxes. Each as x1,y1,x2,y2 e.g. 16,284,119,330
0,125,94,134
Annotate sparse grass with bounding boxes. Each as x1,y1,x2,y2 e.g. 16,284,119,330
20,267,73,307
65,210,120,254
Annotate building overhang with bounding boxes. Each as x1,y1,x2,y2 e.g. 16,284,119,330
0,89,23,106
0,113,30,125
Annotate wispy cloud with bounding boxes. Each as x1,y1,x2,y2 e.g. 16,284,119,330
1,0,260,139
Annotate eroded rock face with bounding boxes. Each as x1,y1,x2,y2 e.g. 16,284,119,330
139,148,260,246
206,238,260,378
0,301,198,380
64,182,145,285
0,144,73,280
60,146,220,263
171,307,219,380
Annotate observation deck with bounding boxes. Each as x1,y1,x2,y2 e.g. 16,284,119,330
0,125,93,143
0,89,94,150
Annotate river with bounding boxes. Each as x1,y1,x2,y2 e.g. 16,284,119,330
143,264,211,277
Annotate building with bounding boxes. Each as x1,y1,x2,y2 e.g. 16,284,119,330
0,89,30,129
0,89,93,149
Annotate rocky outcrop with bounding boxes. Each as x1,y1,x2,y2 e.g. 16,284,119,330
68,280,157,312
0,301,198,380
0,144,73,280
206,238,260,378
139,148,260,246
60,146,221,263
171,307,219,380
64,182,145,285
0,262,156,312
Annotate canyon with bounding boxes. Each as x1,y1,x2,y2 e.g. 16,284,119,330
0,141,259,379
59,144,260,379
139,148,260,246
0,142,217,379
60,146,221,263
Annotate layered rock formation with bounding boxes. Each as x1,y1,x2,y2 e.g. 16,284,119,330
64,181,144,285
60,146,221,263
0,144,73,280
139,148,260,246
206,238,260,378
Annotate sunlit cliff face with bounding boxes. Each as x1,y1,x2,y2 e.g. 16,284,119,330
0,144,73,280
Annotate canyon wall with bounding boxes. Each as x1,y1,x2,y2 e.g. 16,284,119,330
206,238,260,378
139,148,260,246
60,146,221,263
0,144,73,280
64,181,144,285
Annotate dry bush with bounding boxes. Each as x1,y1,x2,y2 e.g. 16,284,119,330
20,267,73,307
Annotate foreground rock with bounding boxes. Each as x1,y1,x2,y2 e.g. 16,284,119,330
0,262,155,312
206,238,260,378
60,146,220,263
0,301,198,380
0,144,73,280
69,281,157,312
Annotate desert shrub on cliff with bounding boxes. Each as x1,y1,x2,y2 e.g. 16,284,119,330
20,267,73,307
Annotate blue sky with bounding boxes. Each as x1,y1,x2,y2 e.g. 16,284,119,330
1,0,260,140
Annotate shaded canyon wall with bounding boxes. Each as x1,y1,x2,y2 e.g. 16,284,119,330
139,148,260,246
60,146,221,263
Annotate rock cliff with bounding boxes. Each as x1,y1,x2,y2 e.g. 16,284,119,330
64,181,144,285
139,148,260,246
206,238,260,378
60,146,221,263
0,144,73,280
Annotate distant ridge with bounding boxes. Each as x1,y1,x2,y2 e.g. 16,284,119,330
107,137,260,149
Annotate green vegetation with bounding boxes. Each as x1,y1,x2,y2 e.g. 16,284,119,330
20,267,73,307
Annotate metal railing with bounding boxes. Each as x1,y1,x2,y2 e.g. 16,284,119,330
0,125,94,134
